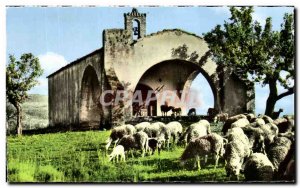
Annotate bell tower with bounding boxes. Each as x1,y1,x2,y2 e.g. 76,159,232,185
124,8,146,40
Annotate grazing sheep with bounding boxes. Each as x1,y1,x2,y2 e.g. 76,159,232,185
271,108,283,119
276,141,295,181
147,138,162,155
180,120,211,146
245,113,256,123
117,131,149,157
242,122,278,154
135,122,150,132
172,107,182,116
224,127,251,180
105,124,136,150
231,118,250,129
222,114,247,135
207,108,219,121
244,153,274,181
275,119,293,133
165,121,183,145
180,133,227,171
160,104,174,116
254,118,265,127
214,113,229,123
108,145,126,162
187,108,196,116
144,122,166,138
267,136,292,172
261,115,274,124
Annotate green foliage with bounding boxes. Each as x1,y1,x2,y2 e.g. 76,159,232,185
6,54,43,106
7,129,238,183
203,7,294,115
6,53,43,135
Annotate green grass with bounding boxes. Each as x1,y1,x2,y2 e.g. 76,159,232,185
7,128,245,183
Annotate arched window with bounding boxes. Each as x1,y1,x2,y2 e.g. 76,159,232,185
132,19,140,40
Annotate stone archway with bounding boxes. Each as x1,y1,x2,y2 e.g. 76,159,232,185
79,65,103,129
133,59,218,116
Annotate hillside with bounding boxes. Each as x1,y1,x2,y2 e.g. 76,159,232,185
6,94,48,132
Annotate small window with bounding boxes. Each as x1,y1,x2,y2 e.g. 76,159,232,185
132,19,140,40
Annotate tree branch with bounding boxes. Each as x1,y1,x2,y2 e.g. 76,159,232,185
276,87,294,101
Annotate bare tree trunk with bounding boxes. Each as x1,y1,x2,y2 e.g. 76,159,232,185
16,104,22,136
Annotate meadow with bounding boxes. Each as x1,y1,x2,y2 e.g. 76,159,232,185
7,125,244,183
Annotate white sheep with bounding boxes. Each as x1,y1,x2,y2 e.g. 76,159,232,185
214,113,229,123
117,131,149,157
244,153,274,181
231,118,250,129
180,120,211,146
180,133,227,171
224,127,251,180
144,122,170,150
108,145,126,162
135,122,150,132
105,124,136,151
165,121,183,146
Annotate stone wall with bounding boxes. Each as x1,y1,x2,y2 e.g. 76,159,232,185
48,49,110,130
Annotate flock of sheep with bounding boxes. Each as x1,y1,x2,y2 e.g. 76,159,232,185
105,112,295,182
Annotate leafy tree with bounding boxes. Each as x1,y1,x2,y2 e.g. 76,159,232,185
203,7,294,116
6,53,43,135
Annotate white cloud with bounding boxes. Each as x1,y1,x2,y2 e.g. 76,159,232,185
29,52,68,95
38,52,68,76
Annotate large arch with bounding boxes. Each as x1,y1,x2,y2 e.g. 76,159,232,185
134,59,218,116
79,65,103,129
104,29,254,122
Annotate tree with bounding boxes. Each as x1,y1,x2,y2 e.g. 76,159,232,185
203,7,294,116
6,53,43,135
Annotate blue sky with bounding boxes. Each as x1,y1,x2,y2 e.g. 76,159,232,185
6,6,294,115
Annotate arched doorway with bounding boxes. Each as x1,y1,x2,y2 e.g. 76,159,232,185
133,59,218,116
80,65,102,129
132,83,157,117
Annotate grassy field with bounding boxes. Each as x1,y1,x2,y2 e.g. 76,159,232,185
7,127,245,183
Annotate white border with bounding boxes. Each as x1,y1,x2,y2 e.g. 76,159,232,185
1,0,299,187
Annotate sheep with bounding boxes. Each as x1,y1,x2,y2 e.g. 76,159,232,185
144,122,166,138
242,122,278,154
117,131,149,157
245,113,256,123
135,122,150,132
165,121,183,146
214,113,229,123
160,104,174,116
147,138,162,155
222,114,247,135
231,118,250,129
275,118,294,133
187,108,196,116
180,120,211,146
266,136,292,172
172,107,182,116
224,127,251,180
108,145,126,162
261,115,274,124
275,140,295,180
207,108,219,121
271,108,283,119
243,153,274,181
180,133,227,171
105,124,136,151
